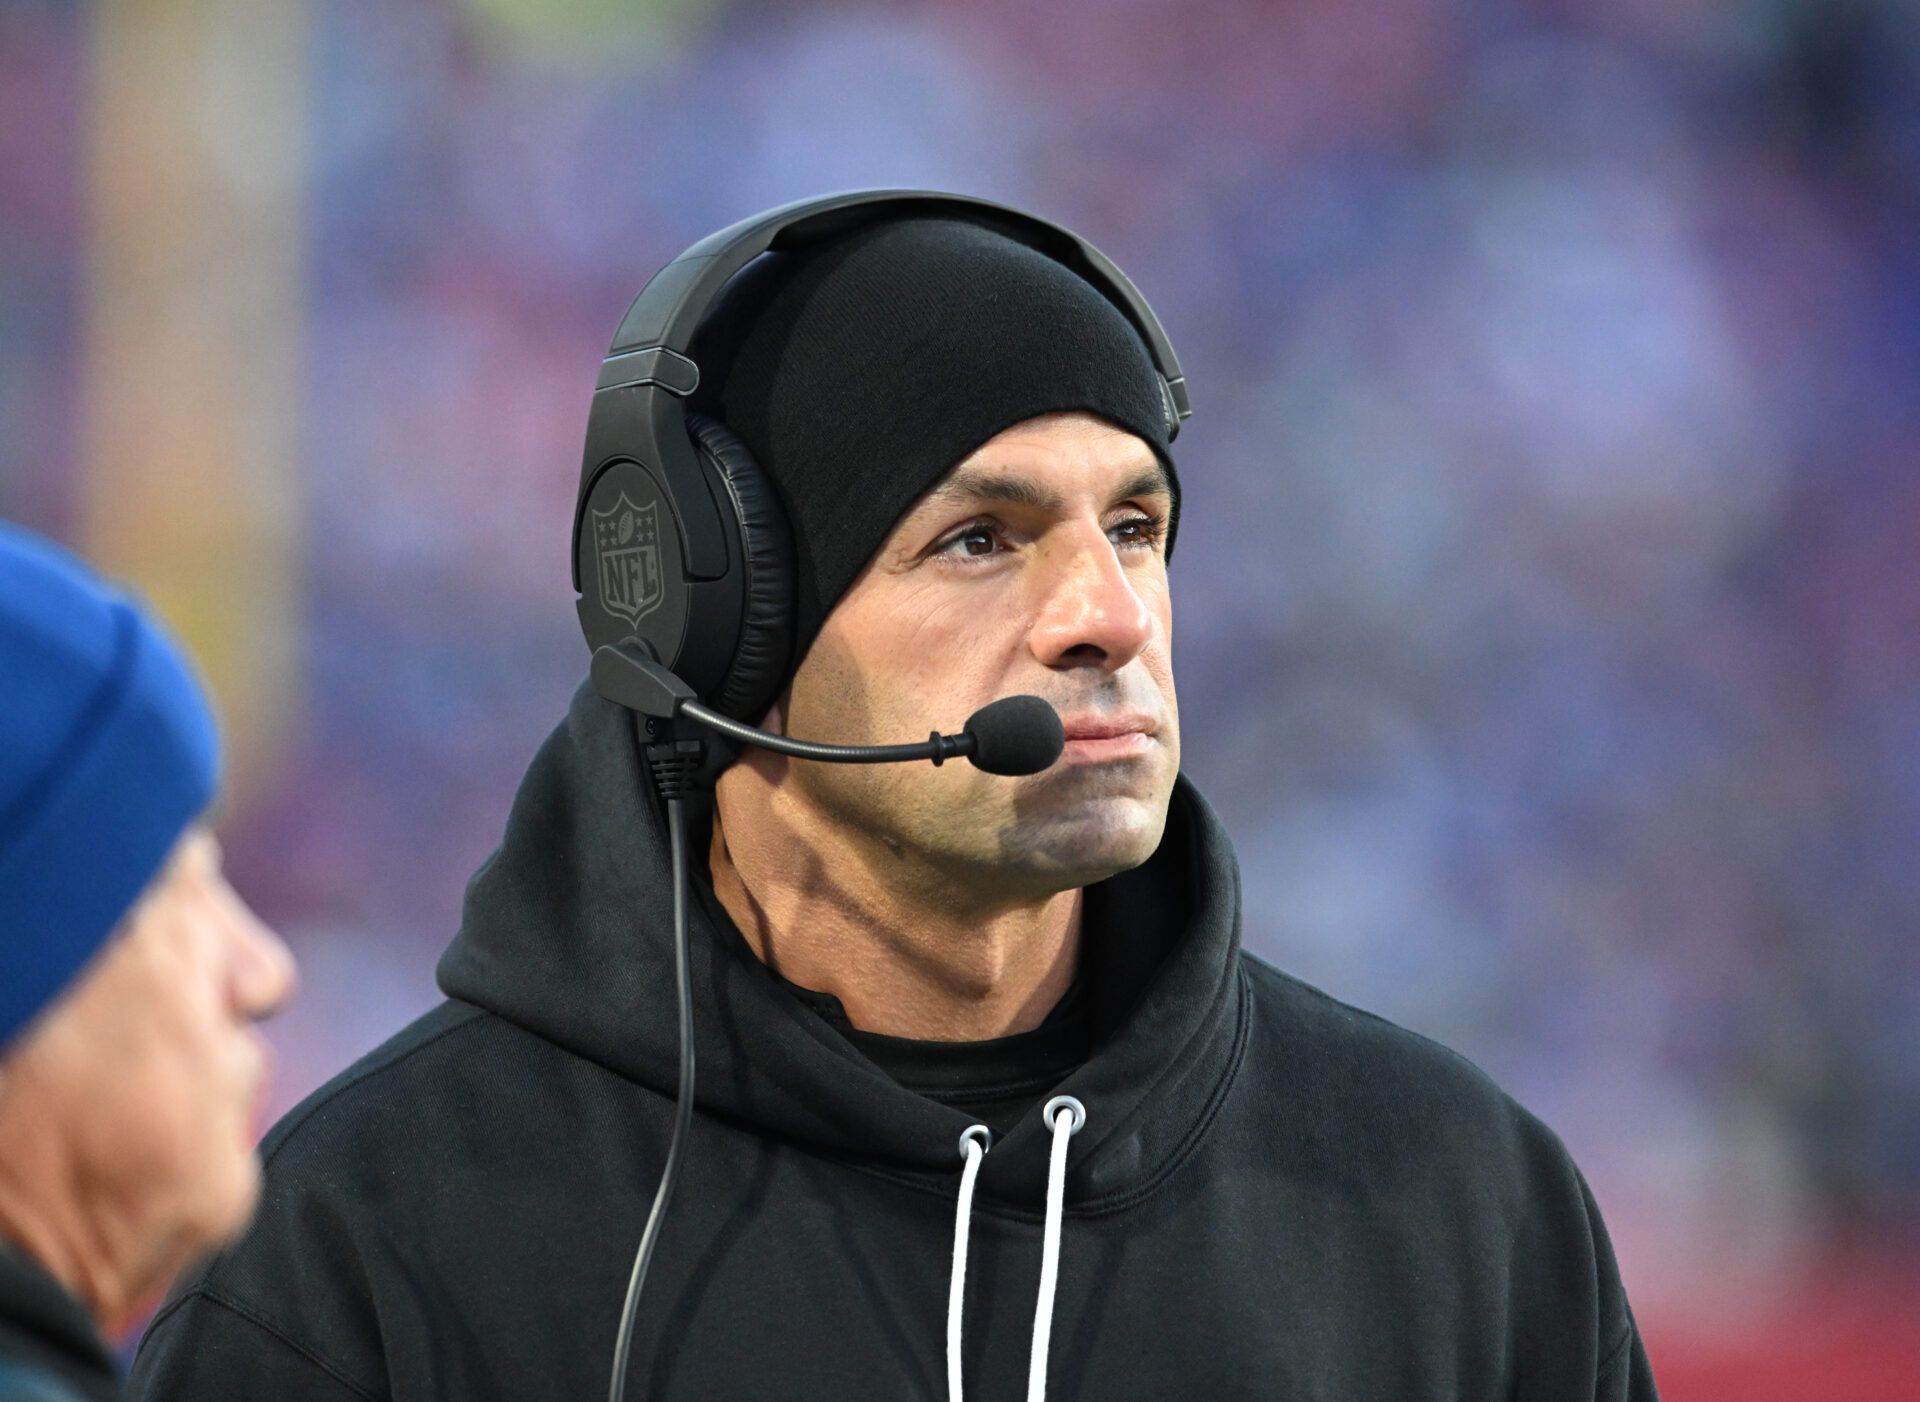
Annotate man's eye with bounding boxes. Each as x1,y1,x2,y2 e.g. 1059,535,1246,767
1110,514,1166,549
935,523,1001,560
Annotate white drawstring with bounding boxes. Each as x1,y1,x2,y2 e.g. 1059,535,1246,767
945,1097,1088,1402
947,1124,992,1402
1027,1094,1085,1402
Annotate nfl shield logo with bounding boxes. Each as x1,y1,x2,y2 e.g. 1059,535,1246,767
591,495,663,626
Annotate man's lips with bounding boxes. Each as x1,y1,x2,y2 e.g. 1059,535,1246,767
1057,715,1156,761
1058,714,1156,740
241,1033,274,1144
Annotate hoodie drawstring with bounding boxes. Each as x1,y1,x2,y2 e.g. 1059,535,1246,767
947,1124,992,1402
946,1095,1088,1402
1027,1094,1085,1402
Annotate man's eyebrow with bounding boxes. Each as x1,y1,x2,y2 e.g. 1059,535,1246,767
926,460,1173,513
1113,462,1175,504
928,470,1063,512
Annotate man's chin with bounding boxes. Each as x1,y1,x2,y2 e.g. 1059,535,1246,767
996,791,1169,879
184,1146,267,1253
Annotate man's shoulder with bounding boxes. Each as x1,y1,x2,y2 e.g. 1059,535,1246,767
1234,952,1574,1173
256,998,592,1174
257,1000,487,1163
1236,950,1506,1083
135,1000,601,1391
190,997,607,1273
1230,963,1650,1397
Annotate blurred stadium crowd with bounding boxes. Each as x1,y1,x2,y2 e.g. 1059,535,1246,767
2,0,1917,1393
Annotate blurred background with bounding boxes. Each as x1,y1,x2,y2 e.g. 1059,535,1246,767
3,0,1917,1393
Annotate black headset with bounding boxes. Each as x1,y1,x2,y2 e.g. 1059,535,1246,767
570,189,1192,725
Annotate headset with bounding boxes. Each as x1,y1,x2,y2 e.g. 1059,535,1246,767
571,188,1192,725
574,190,1189,1402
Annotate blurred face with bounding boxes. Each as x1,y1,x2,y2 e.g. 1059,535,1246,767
774,411,1180,896
0,825,295,1319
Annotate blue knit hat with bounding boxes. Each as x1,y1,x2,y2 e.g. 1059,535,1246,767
0,522,219,1050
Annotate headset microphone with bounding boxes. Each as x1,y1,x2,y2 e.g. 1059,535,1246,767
947,695,1066,777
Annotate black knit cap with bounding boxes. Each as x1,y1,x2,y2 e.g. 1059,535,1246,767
692,216,1181,668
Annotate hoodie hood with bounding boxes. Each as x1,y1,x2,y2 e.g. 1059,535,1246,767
438,681,1248,1211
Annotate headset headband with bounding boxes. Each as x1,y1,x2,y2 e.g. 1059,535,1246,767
593,189,1190,416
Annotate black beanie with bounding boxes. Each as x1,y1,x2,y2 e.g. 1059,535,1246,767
693,216,1181,667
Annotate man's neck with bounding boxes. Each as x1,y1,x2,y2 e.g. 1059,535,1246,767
706,790,1082,1043
0,1170,143,1339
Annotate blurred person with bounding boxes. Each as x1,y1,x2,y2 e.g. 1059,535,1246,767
132,206,1656,1399
0,523,297,1401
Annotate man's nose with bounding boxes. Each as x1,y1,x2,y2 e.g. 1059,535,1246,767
1026,524,1154,672
232,902,298,1022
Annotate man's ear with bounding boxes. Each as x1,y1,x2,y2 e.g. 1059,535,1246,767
758,688,791,738
697,735,742,786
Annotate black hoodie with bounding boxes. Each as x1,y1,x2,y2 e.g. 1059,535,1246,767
129,682,1658,1400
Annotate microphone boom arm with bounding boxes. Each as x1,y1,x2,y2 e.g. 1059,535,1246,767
678,699,972,766
592,637,975,765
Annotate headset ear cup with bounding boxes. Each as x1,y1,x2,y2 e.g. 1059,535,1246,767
685,412,796,723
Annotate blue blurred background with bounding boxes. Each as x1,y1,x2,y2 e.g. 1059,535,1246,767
3,0,1917,1393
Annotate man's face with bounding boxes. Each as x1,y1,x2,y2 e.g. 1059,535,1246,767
0,825,295,1319
771,411,1180,896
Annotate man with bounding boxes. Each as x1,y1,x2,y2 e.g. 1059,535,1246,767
0,523,298,1401
131,212,1658,1399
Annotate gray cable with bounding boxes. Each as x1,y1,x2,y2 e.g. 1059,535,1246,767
608,795,695,1402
